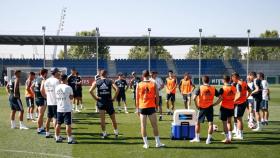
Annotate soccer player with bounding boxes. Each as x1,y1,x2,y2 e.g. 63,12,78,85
179,73,195,109
129,72,141,113
6,70,28,129
249,72,263,131
259,72,269,125
150,71,164,121
67,68,79,112
89,69,120,139
136,70,165,149
42,68,61,138
33,69,48,133
75,72,83,110
231,72,249,140
165,70,177,115
213,75,237,144
115,72,129,113
190,76,219,144
55,74,77,144
25,71,36,121
94,68,102,113
247,75,255,124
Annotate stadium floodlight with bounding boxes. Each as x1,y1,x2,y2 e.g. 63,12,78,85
96,27,100,74
42,26,46,68
148,28,151,72
247,29,251,76
198,28,202,85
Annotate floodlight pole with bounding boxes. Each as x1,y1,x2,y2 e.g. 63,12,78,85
148,28,151,72
96,27,99,74
247,29,250,76
42,26,46,68
199,28,202,85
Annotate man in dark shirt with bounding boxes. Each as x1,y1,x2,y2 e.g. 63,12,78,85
115,73,129,113
67,68,79,112
129,72,141,113
249,72,263,131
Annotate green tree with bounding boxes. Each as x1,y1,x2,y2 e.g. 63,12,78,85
58,30,110,59
128,46,172,59
249,30,280,60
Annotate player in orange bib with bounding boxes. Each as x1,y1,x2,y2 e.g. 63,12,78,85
165,70,177,115
231,72,249,140
25,72,36,121
191,76,219,144
179,73,195,109
136,70,165,149
213,75,237,144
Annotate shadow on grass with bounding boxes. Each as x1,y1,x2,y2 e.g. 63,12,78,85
165,146,237,150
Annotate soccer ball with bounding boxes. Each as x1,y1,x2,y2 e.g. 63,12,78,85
248,122,256,129
213,124,218,131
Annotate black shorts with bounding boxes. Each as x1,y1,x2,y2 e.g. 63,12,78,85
47,106,57,119
182,94,192,102
234,101,248,118
9,96,24,111
261,100,269,110
166,93,175,102
97,100,115,115
57,112,72,125
74,89,82,98
254,98,262,112
220,107,234,121
116,93,126,102
35,98,46,106
197,106,213,123
158,96,162,107
25,97,34,107
139,107,156,115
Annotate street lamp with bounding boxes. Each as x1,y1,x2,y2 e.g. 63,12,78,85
247,29,250,76
42,26,46,68
96,27,100,74
199,28,202,85
148,28,151,72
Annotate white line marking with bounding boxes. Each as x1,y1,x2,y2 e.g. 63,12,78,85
0,149,72,158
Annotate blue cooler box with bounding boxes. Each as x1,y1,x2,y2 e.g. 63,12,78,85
171,109,196,140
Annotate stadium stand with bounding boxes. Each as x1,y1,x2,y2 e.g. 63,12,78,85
229,59,246,75
240,60,280,76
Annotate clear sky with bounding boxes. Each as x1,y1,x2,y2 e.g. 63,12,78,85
0,0,280,59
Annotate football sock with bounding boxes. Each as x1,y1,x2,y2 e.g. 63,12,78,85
143,136,148,145
155,136,161,144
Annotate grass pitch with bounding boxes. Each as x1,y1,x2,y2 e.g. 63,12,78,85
0,85,280,158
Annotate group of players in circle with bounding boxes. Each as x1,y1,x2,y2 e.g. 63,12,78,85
5,67,269,148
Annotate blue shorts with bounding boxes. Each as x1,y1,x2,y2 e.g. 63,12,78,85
247,99,254,106
116,93,126,102
261,100,269,110
197,106,214,123
9,95,24,111
47,106,57,119
57,112,72,125
182,94,192,102
35,98,46,106
25,97,34,107
166,93,175,102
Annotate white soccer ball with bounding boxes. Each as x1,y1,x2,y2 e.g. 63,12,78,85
248,122,256,129
213,124,218,132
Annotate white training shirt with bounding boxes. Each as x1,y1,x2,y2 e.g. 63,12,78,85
151,77,164,96
247,81,254,99
55,84,73,112
44,76,60,106
261,80,269,100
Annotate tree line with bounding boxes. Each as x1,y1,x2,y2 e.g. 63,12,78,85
58,30,280,60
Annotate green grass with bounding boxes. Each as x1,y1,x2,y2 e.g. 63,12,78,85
0,86,280,158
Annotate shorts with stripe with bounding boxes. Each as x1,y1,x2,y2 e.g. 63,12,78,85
234,101,247,118
25,97,34,107
261,100,269,110
9,95,24,111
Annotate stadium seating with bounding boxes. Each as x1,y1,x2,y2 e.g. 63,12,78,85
1,59,44,67
173,59,226,76
240,60,280,76
229,59,246,75
115,59,168,75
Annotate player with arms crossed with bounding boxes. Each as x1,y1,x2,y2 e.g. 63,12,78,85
165,70,177,115
25,72,36,121
136,70,165,149
6,70,29,130
191,76,219,144
89,69,120,139
55,74,77,144
179,73,195,109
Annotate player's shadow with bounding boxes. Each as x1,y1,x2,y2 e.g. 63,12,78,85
164,146,237,150
233,140,280,145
